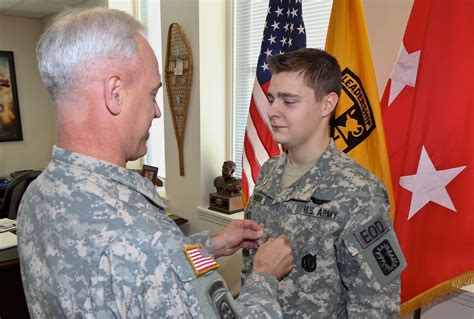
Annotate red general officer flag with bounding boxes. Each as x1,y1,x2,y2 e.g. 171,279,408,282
381,0,474,314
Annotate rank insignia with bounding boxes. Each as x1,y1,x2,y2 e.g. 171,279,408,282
252,192,266,205
183,244,220,276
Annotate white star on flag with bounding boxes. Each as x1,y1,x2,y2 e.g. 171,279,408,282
267,34,276,45
399,146,466,220
290,8,298,18
264,48,272,58
388,43,420,106
271,20,280,30
297,24,305,34
275,6,283,17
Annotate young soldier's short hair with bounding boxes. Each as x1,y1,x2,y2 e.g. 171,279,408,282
268,48,341,102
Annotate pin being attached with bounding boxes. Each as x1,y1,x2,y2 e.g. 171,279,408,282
256,232,272,247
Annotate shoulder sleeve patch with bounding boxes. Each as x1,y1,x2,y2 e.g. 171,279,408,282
171,248,240,318
345,216,407,285
183,244,220,276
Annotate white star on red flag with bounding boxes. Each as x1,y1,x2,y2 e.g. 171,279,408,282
399,146,466,220
388,43,420,106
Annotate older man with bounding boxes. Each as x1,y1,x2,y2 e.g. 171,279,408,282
17,8,293,318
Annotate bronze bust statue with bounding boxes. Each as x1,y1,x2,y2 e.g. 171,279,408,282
213,161,242,197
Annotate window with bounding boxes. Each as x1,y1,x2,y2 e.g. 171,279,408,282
138,0,166,178
232,1,332,177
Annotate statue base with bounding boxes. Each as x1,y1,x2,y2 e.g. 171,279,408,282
209,192,244,214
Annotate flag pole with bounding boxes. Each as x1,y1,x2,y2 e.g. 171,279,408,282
413,308,421,319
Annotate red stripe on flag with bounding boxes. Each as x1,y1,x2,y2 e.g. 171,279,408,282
243,133,261,183
249,83,280,157
184,246,219,275
242,172,250,203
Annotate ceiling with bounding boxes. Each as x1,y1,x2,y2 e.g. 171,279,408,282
0,0,88,19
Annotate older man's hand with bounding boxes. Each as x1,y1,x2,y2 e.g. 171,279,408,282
211,220,264,258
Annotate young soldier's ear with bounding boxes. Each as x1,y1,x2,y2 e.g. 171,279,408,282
321,92,339,117
104,75,123,115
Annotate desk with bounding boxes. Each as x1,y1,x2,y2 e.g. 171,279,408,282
0,237,29,319
167,212,188,225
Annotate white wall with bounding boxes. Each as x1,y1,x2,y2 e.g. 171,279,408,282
364,0,413,96
159,0,231,235
160,0,203,235
0,15,56,176
0,0,108,177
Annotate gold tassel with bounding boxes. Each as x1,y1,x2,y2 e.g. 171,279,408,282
401,271,474,316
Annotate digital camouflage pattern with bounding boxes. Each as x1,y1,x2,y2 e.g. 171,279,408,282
17,146,282,318
242,140,406,318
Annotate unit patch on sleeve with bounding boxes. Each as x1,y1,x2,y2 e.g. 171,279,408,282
372,239,400,276
346,216,407,285
208,280,239,319
183,244,219,276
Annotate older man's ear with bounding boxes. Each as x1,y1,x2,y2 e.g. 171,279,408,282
104,75,123,115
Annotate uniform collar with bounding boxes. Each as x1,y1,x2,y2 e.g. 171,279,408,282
257,140,337,203
52,146,167,210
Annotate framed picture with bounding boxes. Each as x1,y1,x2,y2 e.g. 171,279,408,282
141,164,159,182
0,51,22,142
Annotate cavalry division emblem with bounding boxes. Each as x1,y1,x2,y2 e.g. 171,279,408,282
332,68,376,153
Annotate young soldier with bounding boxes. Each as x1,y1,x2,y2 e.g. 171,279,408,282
242,48,406,318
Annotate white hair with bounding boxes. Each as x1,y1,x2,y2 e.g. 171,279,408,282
37,7,145,101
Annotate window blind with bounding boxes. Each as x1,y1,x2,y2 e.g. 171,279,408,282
139,0,166,178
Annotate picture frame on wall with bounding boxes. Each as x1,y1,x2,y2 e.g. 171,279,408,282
0,51,23,142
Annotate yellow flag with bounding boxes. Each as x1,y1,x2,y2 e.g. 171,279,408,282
325,0,395,219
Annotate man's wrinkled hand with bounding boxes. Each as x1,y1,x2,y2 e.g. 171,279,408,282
211,220,264,258
253,235,293,280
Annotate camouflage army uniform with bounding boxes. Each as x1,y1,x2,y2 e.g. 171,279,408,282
18,146,282,318
242,140,406,318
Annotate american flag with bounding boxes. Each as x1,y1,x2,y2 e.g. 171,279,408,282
183,245,219,276
242,0,307,202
